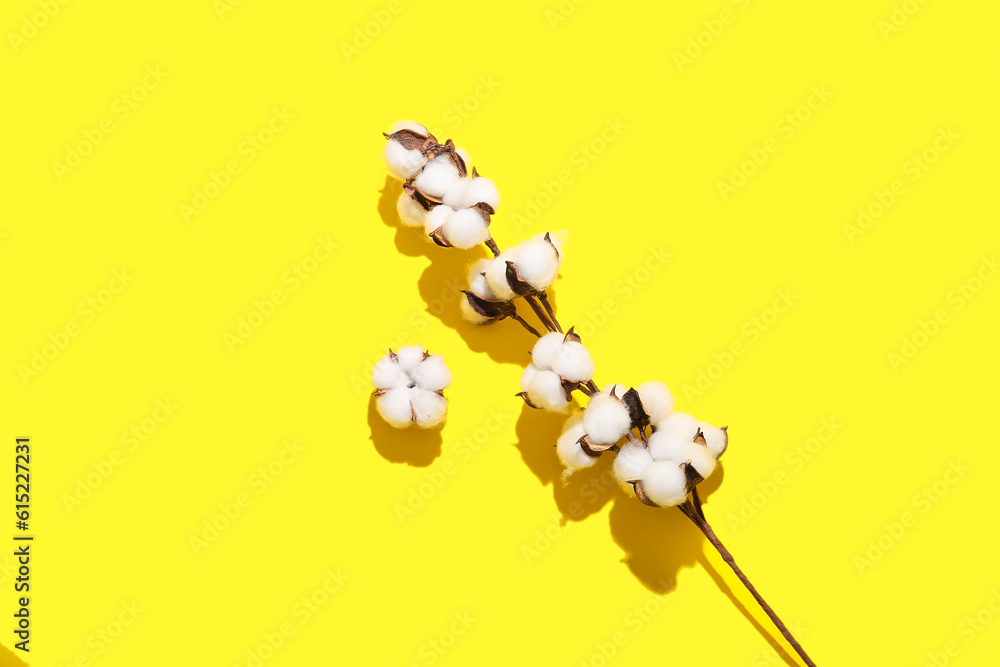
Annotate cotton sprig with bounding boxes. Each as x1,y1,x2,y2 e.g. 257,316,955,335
379,121,819,667
371,345,451,428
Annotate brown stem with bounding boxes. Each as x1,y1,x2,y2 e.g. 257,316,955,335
679,489,817,667
510,312,541,337
523,294,557,333
484,238,501,257
536,291,562,333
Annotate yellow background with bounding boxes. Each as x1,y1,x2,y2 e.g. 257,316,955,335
2,0,998,665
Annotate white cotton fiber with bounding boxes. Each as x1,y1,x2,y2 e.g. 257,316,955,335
601,383,629,399
376,388,414,428
371,354,405,390
552,341,594,383
467,259,496,301
647,428,691,463
396,192,426,228
654,411,699,437
413,155,461,199
443,207,490,249
408,354,452,391
698,422,728,459
556,414,596,477
685,444,717,479
613,441,654,493
485,251,519,301
636,381,673,424
461,177,500,210
383,140,425,181
423,204,454,236
638,461,689,507
531,332,565,370
513,237,559,291
583,393,630,445
410,388,447,428
520,363,541,393
526,369,570,411
395,345,426,373
442,178,471,209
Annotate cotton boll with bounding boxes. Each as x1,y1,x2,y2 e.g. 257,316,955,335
699,422,728,459
583,393,631,445
461,177,500,210
526,369,570,411
442,178,470,209
395,345,426,373
389,120,429,135
647,428,691,463
636,381,673,424
410,388,447,428
376,388,414,428
552,341,595,383
556,414,595,477
460,295,492,324
383,140,426,181
485,251,519,301
467,259,496,301
638,461,689,507
413,155,461,199
613,441,654,493
442,207,490,249
371,354,405,390
396,192,426,228
531,332,565,370
654,411,699,437
685,444,717,479
423,204,454,236
513,237,559,291
520,363,541,393
409,354,452,391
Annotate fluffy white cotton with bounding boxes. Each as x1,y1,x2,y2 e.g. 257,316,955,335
413,155,461,199
371,354,406,390
389,120,428,135
531,332,565,370
699,422,728,459
513,236,560,290
526,369,570,411
467,259,496,301
520,363,540,393
602,383,629,399
442,178,471,209
410,388,447,428
461,177,500,209
443,207,490,249
655,411,699,437
485,251,519,301
638,461,689,507
424,204,453,236
685,444,717,479
583,393,631,445
637,381,674,423
460,295,490,324
552,341,595,383
396,193,426,228
647,428,692,463
395,345,426,373
613,441,654,493
383,141,426,181
556,414,595,477
376,388,414,428
408,354,452,391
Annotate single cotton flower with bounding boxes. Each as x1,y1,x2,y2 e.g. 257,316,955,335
383,124,435,181
556,413,597,479
372,346,452,428
582,386,631,446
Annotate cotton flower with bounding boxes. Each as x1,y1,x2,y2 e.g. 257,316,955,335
467,259,497,301
507,232,563,292
698,422,729,458
633,461,689,507
413,153,463,199
397,191,427,228
583,388,631,445
484,250,521,301
556,413,596,479
637,381,674,424
383,124,434,181
372,346,451,429
613,440,654,494
518,331,595,411
520,367,570,411
443,176,500,212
